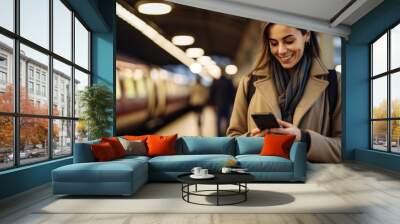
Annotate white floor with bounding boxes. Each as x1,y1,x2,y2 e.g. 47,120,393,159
1,163,400,224
2,108,400,223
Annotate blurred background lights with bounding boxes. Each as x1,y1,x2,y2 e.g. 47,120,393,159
225,64,238,75
197,56,214,65
206,64,221,79
171,35,195,46
185,47,204,58
189,62,202,74
137,2,172,15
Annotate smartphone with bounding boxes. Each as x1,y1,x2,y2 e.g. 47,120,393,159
251,113,280,130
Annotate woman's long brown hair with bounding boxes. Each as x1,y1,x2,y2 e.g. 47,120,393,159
253,23,320,73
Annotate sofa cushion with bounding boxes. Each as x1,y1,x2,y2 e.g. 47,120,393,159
177,137,236,155
236,137,263,155
52,159,147,183
115,155,150,163
148,154,235,172
236,155,293,172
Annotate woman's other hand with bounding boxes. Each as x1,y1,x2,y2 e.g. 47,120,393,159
270,119,302,141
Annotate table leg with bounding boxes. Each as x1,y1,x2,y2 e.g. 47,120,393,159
217,184,219,206
187,184,190,202
245,183,247,201
181,184,183,199
195,184,197,192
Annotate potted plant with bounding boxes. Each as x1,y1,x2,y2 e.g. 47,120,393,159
79,84,113,140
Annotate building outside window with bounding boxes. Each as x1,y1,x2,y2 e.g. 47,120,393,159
0,71,7,94
35,83,40,95
28,81,34,94
0,54,7,88
54,89,58,103
0,0,91,170
42,85,46,97
0,54,7,67
0,71,6,84
35,70,40,81
370,23,400,154
41,73,46,83
28,66,34,80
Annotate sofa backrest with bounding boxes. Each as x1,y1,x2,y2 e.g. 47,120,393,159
73,139,100,163
74,136,266,162
176,136,236,155
235,137,264,155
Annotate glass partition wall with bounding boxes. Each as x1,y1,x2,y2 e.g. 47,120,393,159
0,0,91,170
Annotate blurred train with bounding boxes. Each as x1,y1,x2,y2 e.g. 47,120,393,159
116,55,192,135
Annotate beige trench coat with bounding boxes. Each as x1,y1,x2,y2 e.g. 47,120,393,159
227,58,342,163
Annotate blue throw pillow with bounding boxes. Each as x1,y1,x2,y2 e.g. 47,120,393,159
236,137,264,155
178,136,235,155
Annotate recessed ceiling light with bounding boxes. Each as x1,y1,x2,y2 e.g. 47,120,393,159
172,35,195,46
137,2,172,15
185,48,204,58
225,64,238,75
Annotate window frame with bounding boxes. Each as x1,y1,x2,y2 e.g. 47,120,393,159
370,20,400,154
0,0,92,171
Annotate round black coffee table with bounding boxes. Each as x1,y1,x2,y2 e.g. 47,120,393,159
177,173,255,206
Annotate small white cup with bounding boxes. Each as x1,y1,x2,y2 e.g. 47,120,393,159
200,169,208,176
221,167,232,174
191,167,202,176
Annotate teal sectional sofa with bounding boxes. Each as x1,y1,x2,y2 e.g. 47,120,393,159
52,137,307,196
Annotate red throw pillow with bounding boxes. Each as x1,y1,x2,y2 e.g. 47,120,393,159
91,142,117,161
259,134,296,159
101,137,126,158
146,134,178,157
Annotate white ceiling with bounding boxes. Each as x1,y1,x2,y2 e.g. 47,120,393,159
168,0,384,38
228,0,352,22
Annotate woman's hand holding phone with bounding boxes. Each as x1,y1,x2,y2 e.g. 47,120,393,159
250,119,302,141
269,119,302,141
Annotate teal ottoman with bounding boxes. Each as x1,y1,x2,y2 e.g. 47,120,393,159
52,157,148,196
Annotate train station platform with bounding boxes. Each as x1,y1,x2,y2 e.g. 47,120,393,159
155,106,220,137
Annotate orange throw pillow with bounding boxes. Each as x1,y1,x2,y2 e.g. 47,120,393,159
259,134,296,159
91,142,117,162
101,137,126,158
124,135,148,141
146,134,178,157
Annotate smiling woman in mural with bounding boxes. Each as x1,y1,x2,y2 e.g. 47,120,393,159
227,23,342,163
